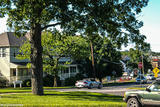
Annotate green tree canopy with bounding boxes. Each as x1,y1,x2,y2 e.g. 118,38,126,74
0,0,149,95
18,31,89,86
122,47,152,73
78,34,122,82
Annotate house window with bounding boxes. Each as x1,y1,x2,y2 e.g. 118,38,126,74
70,66,76,73
2,48,6,57
64,68,69,73
10,68,16,76
61,67,69,74
18,68,30,76
13,48,19,57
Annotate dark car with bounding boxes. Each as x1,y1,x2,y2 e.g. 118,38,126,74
136,75,147,83
123,79,160,107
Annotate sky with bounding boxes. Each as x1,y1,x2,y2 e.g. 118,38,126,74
0,0,160,52
139,0,160,52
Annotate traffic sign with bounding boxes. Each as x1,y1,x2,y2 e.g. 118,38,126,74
153,67,160,74
138,62,143,69
153,67,160,78
154,73,158,78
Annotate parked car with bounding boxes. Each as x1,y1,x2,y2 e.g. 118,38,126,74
136,75,147,83
75,78,103,89
123,79,160,106
146,74,156,80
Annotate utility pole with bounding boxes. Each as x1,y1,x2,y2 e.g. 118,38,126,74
141,50,144,75
90,41,96,78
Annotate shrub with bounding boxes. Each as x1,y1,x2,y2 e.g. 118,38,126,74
43,74,61,87
22,79,31,87
65,73,84,86
0,77,7,87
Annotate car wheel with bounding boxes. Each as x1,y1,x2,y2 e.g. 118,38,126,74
98,83,103,89
88,84,93,89
127,97,141,107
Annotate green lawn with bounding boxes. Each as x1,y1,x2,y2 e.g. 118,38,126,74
0,89,126,107
0,87,74,94
0,87,31,93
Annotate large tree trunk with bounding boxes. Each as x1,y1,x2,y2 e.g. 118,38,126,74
30,23,44,95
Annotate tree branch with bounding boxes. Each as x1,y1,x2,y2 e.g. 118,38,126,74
41,22,61,30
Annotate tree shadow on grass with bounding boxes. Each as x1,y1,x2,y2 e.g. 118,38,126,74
44,91,123,102
0,96,20,99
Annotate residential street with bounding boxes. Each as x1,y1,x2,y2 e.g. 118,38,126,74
49,82,151,96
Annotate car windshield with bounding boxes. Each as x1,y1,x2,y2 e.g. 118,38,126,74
148,82,160,91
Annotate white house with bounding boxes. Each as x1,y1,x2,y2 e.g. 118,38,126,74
0,32,30,83
0,32,78,83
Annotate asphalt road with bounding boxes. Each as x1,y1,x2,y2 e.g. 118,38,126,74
50,82,151,96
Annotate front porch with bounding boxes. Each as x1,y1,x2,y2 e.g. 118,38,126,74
9,62,31,83
59,65,78,80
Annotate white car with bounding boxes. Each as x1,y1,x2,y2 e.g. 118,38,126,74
146,74,156,80
75,78,103,89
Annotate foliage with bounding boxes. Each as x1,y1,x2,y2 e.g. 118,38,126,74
0,77,8,87
122,48,152,73
22,79,31,87
18,31,89,86
41,31,89,76
64,73,85,86
1,0,149,95
93,35,123,80
151,52,160,56
78,35,123,82
43,74,61,87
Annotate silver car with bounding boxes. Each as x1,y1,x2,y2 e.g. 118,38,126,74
75,78,103,89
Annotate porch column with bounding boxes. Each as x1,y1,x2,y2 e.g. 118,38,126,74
16,68,18,81
76,65,78,73
69,66,70,78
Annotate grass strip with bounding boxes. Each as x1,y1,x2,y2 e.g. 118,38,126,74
0,91,126,107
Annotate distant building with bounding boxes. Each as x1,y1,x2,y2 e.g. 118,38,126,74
151,56,160,68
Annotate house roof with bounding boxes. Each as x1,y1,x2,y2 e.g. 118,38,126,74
0,32,27,47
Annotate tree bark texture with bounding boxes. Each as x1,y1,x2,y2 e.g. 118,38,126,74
90,41,96,78
30,24,44,95
54,76,57,87
53,59,58,87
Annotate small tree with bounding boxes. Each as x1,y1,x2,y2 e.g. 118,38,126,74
18,31,89,87
79,35,122,82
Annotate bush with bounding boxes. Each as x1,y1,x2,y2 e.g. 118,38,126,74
0,77,8,87
22,79,31,87
22,75,61,87
43,74,61,87
65,73,84,86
